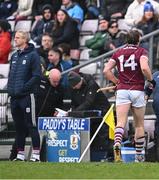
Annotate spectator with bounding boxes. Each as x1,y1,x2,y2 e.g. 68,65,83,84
37,68,64,161
74,0,87,17
85,16,111,58
36,33,54,70
61,0,84,28
7,31,41,161
51,0,62,14
0,0,18,20
47,47,72,88
125,0,159,28
58,43,79,67
0,20,11,64
52,9,80,61
31,4,55,46
32,0,61,20
136,2,159,34
99,0,133,21
105,19,127,51
136,2,159,52
68,71,110,113
84,0,100,19
10,0,34,21
37,68,64,117
67,71,113,160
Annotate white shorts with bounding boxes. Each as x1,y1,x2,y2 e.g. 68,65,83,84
116,90,146,107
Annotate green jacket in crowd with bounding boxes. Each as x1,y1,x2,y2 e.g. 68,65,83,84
85,31,111,57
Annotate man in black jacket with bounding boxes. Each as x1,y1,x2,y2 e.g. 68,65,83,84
68,71,110,114
37,68,64,117
68,71,113,161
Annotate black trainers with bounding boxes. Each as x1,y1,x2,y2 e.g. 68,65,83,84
9,149,17,161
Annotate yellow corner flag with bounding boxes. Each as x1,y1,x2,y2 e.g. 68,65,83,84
103,104,115,140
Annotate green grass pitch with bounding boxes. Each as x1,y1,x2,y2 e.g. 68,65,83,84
0,161,159,179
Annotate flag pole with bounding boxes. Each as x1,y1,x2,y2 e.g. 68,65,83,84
78,104,114,163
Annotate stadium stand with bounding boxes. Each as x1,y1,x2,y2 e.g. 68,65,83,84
0,64,10,141
8,20,16,32
79,63,98,75
14,20,32,32
79,35,94,48
80,19,98,35
79,49,91,61
117,19,131,31
0,64,10,78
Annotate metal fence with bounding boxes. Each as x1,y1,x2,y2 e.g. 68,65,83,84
0,90,9,132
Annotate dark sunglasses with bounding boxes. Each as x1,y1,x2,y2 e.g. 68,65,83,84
110,25,118,28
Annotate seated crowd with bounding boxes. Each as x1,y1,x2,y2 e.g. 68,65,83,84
1,0,159,65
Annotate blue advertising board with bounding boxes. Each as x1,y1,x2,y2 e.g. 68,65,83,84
38,117,90,162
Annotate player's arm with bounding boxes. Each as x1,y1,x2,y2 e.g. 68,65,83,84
140,55,156,98
103,59,118,85
139,55,153,81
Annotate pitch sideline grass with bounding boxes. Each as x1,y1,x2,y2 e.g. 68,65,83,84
0,161,159,179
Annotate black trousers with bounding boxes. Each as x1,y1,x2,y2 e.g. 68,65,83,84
10,94,40,151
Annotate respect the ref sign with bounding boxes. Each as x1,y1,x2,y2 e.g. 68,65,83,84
38,117,90,162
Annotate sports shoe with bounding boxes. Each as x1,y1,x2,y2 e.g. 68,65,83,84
135,154,145,162
29,157,40,162
9,149,17,161
113,145,122,162
13,153,25,161
30,158,40,162
30,154,40,162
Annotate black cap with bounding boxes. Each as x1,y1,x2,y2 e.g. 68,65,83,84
68,71,81,87
108,19,118,28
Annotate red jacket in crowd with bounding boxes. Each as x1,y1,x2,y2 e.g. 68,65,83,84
0,32,11,64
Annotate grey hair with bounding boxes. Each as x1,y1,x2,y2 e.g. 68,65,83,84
15,31,31,42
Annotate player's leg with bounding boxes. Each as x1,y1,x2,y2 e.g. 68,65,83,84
131,106,145,162
21,94,40,162
114,90,131,162
10,98,27,161
131,90,146,162
114,103,131,162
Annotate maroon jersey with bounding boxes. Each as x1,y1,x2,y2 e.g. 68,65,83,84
111,44,148,90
